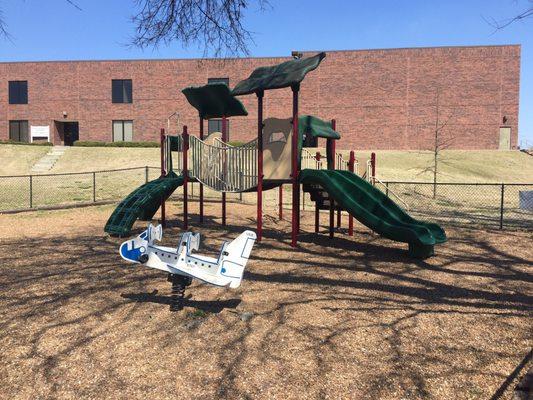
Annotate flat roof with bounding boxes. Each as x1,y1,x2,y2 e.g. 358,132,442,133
0,44,520,65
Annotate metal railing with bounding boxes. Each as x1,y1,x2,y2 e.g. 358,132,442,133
189,135,258,192
302,148,324,170
301,149,359,174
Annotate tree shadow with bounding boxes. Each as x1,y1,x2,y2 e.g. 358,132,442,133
120,290,241,313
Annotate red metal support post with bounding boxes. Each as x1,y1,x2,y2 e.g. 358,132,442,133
160,128,166,227
314,151,321,233
291,85,300,247
221,116,227,226
199,116,204,224
348,150,355,236
327,119,336,239
257,90,264,241
182,125,189,230
371,152,376,185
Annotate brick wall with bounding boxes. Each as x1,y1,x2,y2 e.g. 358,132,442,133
0,45,520,150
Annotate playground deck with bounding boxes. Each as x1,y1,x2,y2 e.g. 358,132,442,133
0,201,531,399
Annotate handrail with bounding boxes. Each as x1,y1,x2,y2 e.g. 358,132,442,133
335,152,350,171
213,137,258,148
374,176,410,210
302,148,324,170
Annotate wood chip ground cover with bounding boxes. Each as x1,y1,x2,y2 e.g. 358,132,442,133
0,201,531,399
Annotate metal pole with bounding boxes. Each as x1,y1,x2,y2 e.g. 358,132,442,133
291,85,300,247
145,166,149,183
315,151,321,233
257,90,264,241
160,128,166,227
199,116,204,223
183,125,189,230
328,120,337,238
93,172,96,202
240,172,243,202
279,184,283,220
221,116,227,226
371,152,376,185
29,175,33,208
386,182,389,197
348,150,354,236
499,183,505,229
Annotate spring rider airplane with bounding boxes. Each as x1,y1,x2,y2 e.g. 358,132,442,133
119,224,257,311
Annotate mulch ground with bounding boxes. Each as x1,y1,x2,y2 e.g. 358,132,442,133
0,200,531,399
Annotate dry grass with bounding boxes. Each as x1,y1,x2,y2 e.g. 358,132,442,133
51,147,161,173
351,150,533,183
0,201,531,399
0,145,50,175
1,145,532,184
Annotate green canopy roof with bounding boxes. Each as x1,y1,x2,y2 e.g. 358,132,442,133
182,83,248,119
298,115,340,140
231,52,326,96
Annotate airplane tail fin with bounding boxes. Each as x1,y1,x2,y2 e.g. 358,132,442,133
147,224,162,243
219,230,257,288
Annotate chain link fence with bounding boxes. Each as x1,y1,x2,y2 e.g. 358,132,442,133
0,166,161,211
1,167,531,231
381,182,533,230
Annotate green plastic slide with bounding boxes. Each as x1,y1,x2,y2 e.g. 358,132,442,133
104,171,184,237
299,169,446,258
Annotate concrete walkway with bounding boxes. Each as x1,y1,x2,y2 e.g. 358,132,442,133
30,146,69,173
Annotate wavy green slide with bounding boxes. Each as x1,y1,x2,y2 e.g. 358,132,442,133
299,169,446,258
105,171,184,237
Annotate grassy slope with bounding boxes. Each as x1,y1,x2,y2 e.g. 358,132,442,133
0,145,50,175
351,150,533,183
1,145,532,183
51,147,161,173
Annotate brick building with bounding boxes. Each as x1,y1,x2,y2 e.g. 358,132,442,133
0,45,520,150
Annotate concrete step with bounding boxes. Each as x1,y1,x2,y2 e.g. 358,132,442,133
30,146,69,173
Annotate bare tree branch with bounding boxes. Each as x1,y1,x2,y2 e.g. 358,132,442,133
66,0,82,11
0,6,11,40
130,0,268,57
0,0,82,40
483,0,533,30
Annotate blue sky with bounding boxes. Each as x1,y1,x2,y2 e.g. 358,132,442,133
0,0,531,144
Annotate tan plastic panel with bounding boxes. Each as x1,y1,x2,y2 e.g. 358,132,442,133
262,118,293,180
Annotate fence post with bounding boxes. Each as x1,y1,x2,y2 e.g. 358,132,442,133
29,175,33,208
93,172,96,202
145,166,149,183
386,182,389,197
499,183,505,229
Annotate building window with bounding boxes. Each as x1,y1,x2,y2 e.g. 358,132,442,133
9,81,28,104
208,119,230,139
9,120,29,142
208,77,229,86
112,79,132,103
112,120,133,142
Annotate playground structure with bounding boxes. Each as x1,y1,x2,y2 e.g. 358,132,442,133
105,52,446,259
